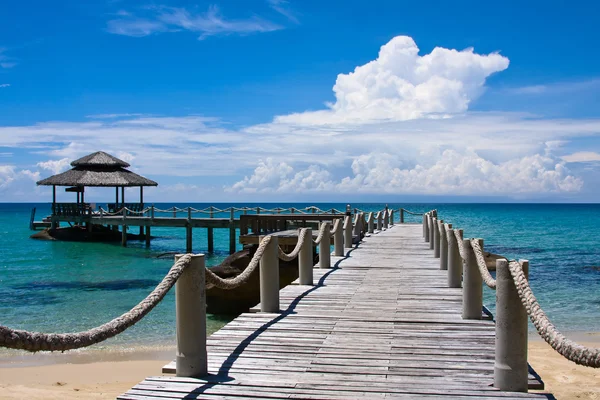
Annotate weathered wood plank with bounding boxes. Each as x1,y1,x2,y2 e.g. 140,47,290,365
121,224,549,399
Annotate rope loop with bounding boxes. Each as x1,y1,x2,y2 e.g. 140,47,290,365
508,260,600,367
278,228,309,261
313,223,328,245
0,255,193,352
469,239,496,289
330,218,341,235
453,230,466,260
205,236,273,290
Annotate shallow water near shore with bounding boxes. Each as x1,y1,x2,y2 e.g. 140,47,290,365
1,202,599,364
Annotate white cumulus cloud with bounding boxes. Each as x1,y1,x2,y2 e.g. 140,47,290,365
276,36,509,125
36,158,71,175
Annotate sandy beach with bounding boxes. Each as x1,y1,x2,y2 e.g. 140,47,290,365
1,337,598,400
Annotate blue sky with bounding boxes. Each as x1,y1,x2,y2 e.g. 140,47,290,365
1,0,599,202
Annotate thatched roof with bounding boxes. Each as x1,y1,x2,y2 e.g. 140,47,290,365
37,151,157,187
71,151,130,168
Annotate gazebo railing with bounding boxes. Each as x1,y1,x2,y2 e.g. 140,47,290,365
53,202,92,217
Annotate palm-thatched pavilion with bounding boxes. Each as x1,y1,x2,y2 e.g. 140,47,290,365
37,151,157,230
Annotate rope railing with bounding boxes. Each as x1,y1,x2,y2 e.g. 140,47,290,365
205,236,272,290
313,222,329,245
470,239,497,289
453,229,467,260
278,229,309,262
330,218,341,235
0,255,193,352
508,260,600,368
424,210,600,373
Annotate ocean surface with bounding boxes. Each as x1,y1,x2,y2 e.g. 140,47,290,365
0,202,599,359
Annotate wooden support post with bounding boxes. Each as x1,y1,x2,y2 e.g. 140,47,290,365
389,209,394,226
208,206,214,253
400,208,404,223
377,212,383,231
383,209,389,229
319,222,331,269
186,225,192,253
145,226,151,247
121,212,127,247
368,212,374,234
440,222,451,270
495,259,529,392
424,213,429,242
260,235,279,312
229,208,236,254
299,228,313,285
429,216,435,249
334,218,344,256
343,215,353,249
448,228,462,288
121,226,127,247
434,218,442,258
175,254,207,378
462,238,483,319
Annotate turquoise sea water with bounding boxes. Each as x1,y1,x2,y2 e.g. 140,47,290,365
0,203,599,358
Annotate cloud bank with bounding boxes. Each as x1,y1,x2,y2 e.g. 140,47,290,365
1,36,598,201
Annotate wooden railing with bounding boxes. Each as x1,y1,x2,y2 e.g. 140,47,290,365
239,213,345,236
53,202,92,217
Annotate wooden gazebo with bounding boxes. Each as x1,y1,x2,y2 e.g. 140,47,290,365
37,151,157,227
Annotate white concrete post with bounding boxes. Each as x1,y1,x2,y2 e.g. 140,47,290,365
319,222,331,269
383,209,389,229
433,218,442,258
448,229,462,288
334,218,344,256
462,238,483,319
299,228,313,285
429,216,435,249
368,212,374,234
260,235,279,312
440,222,450,270
344,215,353,249
495,259,529,392
424,213,430,242
175,254,207,378
353,213,361,237
377,212,383,231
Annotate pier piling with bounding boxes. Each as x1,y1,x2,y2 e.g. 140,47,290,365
334,218,344,256
259,235,279,313
462,238,483,319
299,228,313,285
175,254,207,378
319,222,331,269
448,228,462,288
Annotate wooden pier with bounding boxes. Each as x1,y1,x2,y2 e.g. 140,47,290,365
119,223,552,399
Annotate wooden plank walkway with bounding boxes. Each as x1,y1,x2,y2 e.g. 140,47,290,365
119,224,553,399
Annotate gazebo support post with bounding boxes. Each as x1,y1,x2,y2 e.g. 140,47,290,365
145,226,151,247
113,187,119,231
51,185,57,229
